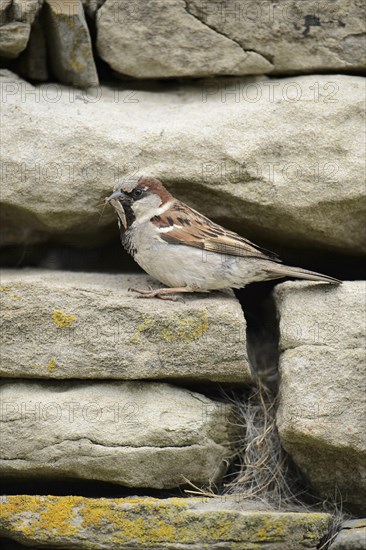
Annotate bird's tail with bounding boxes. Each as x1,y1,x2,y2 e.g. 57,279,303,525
271,264,342,284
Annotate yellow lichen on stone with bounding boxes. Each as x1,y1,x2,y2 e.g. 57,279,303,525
152,520,175,541
255,516,285,541
128,310,209,345
161,310,209,342
0,496,331,548
34,497,79,538
46,358,58,372
69,55,85,72
30,358,58,371
110,503,185,544
198,512,237,541
114,517,147,542
0,286,21,300
78,497,193,545
78,498,110,528
52,309,77,328
127,316,155,344
253,512,331,542
166,497,190,509
0,496,79,540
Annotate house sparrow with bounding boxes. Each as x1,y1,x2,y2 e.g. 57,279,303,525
107,176,341,301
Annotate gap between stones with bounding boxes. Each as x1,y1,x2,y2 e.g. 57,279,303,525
0,538,59,550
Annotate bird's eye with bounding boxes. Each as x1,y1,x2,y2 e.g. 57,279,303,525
132,188,143,199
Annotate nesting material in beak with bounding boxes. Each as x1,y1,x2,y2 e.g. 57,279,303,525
106,191,127,229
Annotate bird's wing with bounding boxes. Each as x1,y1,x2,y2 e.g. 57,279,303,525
151,201,280,261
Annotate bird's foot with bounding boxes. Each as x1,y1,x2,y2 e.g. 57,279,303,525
128,287,191,302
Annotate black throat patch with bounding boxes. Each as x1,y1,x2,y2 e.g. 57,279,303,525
117,203,137,256
118,202,136,231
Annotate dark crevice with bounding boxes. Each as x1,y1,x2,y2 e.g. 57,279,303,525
235,280,280,392
83,2,115,83
0,539,55,550
1,235,363,280
230,281,354,543
0,238,139,273
10,3,49,84
1,477,184,500
1,0,13,25
269,67,366,77
227,282,320,508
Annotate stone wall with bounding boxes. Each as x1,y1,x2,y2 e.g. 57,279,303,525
0,1,365,548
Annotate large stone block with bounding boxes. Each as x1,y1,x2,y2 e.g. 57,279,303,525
0,379,235,488
96,0,365,78
329,519,366,550
97,0,272,78
44,0,98,88
1,71,365,255
0,495,332,549
0,269,250,383
0,0,40,58
275,281,366,514
0,21,31,58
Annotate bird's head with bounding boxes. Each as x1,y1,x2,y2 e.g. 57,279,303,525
107,176,173,229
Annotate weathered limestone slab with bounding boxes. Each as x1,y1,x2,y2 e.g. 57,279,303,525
0,0,40,58
0,495,332,549
0,269,249,383
0,379,235,488
275,281,366,514
97,0,272,78
1,71,365,254
329,519,366,549
0,21,30,57
96,0,365,78
44,0,98,87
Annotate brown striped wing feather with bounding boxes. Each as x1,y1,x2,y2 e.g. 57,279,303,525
151,201,280,262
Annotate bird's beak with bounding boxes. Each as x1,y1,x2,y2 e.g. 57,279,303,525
107,190,126,202
106,191,128,229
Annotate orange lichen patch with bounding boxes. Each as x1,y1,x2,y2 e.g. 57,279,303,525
52,309,77,328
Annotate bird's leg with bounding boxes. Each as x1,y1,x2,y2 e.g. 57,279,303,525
128,285,154,294
128,287,195,302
